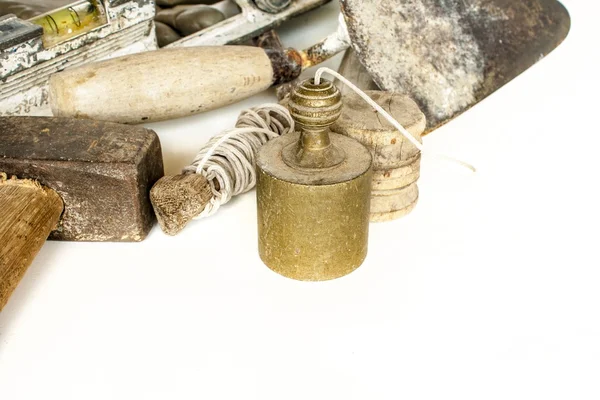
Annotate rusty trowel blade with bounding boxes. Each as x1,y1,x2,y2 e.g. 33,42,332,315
340,0,571,133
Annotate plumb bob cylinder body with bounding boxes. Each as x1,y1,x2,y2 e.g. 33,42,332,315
256,78,373,281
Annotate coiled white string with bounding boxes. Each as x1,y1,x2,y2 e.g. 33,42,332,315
314,67,476,172
183,104,294,219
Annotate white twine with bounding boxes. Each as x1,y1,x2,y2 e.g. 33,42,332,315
183,103,294,219
314,67,476,172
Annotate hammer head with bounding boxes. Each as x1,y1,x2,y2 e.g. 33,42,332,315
0,117,164,242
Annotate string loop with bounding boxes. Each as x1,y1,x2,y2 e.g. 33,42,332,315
184,104,294,219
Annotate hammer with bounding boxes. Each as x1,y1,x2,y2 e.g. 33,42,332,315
0,116,164,311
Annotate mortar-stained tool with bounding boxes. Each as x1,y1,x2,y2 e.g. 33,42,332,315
0,0,332,117
0,116,164,311
0,0,157,117
49,0,569,129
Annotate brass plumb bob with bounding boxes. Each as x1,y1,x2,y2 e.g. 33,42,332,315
256,78,373,281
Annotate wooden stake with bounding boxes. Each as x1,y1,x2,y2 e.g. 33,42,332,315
0,173,63,311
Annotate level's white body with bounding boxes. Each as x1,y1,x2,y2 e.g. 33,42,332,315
0,0,157,117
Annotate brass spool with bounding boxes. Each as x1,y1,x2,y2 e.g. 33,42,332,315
256,78,372,281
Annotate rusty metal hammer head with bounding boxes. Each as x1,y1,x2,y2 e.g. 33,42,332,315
0,116,164,242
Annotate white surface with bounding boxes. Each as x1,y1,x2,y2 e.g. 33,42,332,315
1,1,599,398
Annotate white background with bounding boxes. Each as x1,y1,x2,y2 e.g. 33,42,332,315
1,1,599,398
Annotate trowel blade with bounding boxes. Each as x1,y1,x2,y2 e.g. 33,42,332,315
340,0,571,133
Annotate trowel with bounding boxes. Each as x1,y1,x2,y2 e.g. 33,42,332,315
48,0,571,129
338,0,571,132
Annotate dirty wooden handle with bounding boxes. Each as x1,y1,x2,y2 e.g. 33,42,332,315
0,175,63,311
49,46,276,124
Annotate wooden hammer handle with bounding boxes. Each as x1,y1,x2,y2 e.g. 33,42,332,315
0,175,63,311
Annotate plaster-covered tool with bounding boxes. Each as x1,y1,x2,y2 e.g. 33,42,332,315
0,0,331,117
48,0,570,127
0,0,157,117
337,0,571,132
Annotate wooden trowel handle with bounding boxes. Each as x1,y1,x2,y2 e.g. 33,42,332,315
49,46,301,124
0,174,63,311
